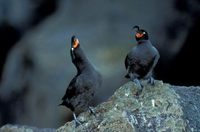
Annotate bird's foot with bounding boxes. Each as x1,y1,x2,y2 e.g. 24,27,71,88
88,106,96,117
132,78,143,95
73,112,82,127
148,77,155,85
133,78,143,89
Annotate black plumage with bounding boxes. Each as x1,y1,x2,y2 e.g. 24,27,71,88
60,36,102,125
125,26,160,87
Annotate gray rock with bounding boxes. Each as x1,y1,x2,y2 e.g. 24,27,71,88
1,80,200,132
56,80,193,132
0,124,56,132
172,85,200,131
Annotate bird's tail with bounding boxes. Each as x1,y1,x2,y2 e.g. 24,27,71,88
59,100,75,111
125,74,130,78
58,100,66,106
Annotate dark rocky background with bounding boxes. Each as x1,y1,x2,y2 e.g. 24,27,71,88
0,0,200,129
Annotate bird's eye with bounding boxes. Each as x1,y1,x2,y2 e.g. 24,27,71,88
143,32,146,34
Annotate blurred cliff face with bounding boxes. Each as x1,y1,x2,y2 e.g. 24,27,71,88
0,0,200,128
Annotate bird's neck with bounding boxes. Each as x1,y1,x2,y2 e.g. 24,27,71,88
73,47,94,73
137,39,150,45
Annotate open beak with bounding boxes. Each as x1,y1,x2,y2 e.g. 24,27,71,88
135,33,144,38
71,35,79,49
73,39,79,48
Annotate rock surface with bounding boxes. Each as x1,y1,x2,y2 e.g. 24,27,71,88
173,85,200,131
57,80,187,132
1,80,200,132
0,124,55,132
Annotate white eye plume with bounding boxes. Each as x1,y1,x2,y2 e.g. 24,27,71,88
143,32,146,34
71,47,74,51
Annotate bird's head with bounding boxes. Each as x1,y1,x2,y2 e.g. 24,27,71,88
71,35,80,50
133,25,149,41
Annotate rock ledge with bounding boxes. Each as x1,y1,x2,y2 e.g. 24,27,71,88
1,80,200,132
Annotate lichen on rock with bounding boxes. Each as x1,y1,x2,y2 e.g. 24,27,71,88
57,80,186,132
0,124,56,132
2,80,199,132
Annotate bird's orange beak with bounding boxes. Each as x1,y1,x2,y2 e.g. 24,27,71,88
73,38,79,49
135,33,144,38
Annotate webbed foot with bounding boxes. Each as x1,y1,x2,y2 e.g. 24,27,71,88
88,106,96,117
132,78,143,96
73,112,82,127
148,77,155,85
